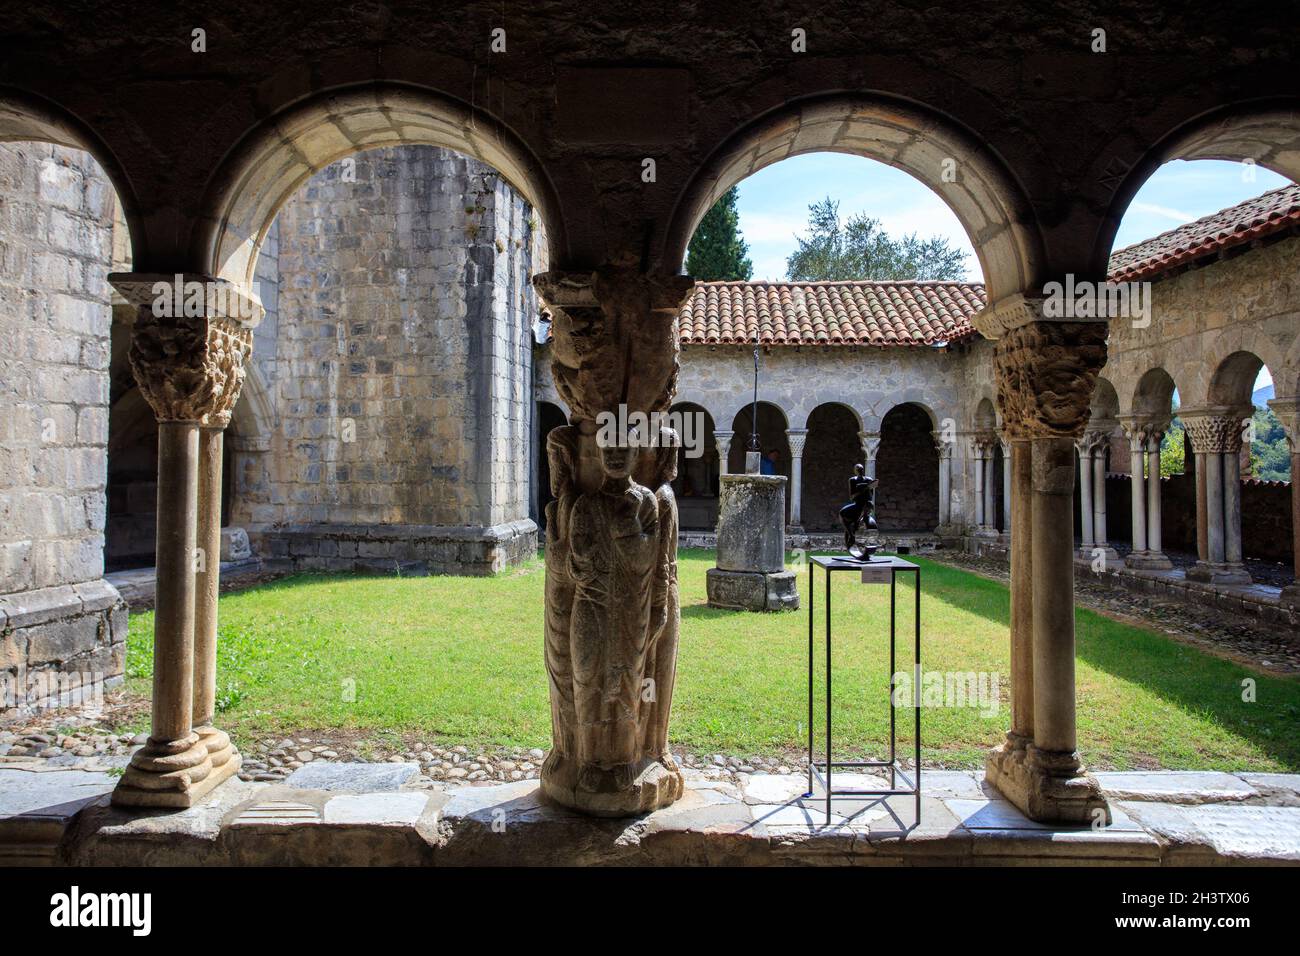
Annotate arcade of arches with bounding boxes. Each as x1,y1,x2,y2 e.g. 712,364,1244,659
3,4,1300,824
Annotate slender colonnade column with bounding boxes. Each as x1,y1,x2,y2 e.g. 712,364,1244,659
1184,411,1252,586
714,429,733,476
1269,401,1300,605
786,428,807,530
978,294,1110,825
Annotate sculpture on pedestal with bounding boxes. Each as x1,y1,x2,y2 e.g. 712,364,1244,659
839,463,879,561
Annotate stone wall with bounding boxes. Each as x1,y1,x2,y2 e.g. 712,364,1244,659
241,146,542,573
0,142,126,713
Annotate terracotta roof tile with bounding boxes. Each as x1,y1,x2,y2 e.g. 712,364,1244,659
666,187,1300,349
1107,183,1300,283
676,280,987,347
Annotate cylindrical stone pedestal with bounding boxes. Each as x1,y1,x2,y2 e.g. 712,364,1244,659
707,474,798,611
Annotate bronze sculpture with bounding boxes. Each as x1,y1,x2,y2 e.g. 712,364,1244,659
839,463,879,561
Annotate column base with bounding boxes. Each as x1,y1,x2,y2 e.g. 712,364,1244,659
1123,550,1172,571
985,739,1110,826
1187,561,1252,586
973,525,1000,538
112,731,239,809
539,751,684,817
1075,544,1120,564
195,725,241,773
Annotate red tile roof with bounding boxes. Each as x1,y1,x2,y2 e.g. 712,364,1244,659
1107,183,1300,283
676,280,987,347
666,186,1300,348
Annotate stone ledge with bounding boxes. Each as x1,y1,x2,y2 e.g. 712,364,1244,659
5,764,1296,866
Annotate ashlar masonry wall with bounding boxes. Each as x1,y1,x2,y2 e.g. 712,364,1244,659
244,146,542,575
0,142,126,713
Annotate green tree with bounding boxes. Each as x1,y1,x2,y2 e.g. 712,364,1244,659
686,187,753,281
1160,418,1186,477
785,198,968,281
1251,405,1292,481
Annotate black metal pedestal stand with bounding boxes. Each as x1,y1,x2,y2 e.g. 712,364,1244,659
805,554,921,825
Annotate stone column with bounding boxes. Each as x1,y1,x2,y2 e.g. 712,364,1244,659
714,429,733,477
1092,437,1109,551
1269,400,1300,604
533,266,695,817
1076,440,1094,551
1122,420,1148,560
108,272,258,808
861,432,881,479
977,299,1110,825
1144,427,1171,568
1000,438,1012,535
1184,412,1251,586
786,428,808,531
973,444,986,529
934,434,954,532
983,440,997,531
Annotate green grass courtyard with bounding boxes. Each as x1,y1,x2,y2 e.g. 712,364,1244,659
126,549,1300,771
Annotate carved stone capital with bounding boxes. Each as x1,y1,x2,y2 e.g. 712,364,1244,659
932,432,954,459
1180,410,1245,455
1267,399,1300,452
1076,426,1114,457
110,273,255,427
994,320,1108,440
860,431,881,461
971,292,1047,340
972,430,1000,458
533,267,695,428
785,428,808,457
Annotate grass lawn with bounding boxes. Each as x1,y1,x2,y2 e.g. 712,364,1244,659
126,548,1300,771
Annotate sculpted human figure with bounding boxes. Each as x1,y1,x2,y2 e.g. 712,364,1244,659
565,436,659,788
839,462,878,555
542,424,580,757
635,427,681,765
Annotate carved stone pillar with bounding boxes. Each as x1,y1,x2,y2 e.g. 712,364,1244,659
978,303,1111,825
533,267,694,816
1268,400,1300,605
1184,411,1252,586
714,429,734,477
109,273,259,807
786,428,808,531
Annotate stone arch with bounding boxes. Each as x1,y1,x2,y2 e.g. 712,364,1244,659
1207,350,1271,411
728,400,791,479
802,401,862,432
1096,104,1300,274
1091,376,1121,420
663,94,1045,304
876,402,940,531
195,83,565,294
0,89,145,263
668,401,719,529
802,403,865,532
973,396,998,432
1130,369,1177,420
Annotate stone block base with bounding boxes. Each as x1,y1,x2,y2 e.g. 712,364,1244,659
706,568,799,612
985,738,1111,826
1186,561,1252,586
255,519,537,576
538,751,683,817
112,750,242,809
0,579,127,717
1123,550,1173,571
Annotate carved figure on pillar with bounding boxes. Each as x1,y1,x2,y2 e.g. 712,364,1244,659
533,266,693,816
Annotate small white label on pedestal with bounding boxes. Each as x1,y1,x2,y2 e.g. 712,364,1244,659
860,564,891,584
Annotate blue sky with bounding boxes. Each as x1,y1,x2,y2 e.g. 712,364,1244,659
732,154,1290,389
734,154,1290,283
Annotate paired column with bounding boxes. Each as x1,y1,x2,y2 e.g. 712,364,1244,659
533,266,695,816
860,431,881,478
786,428,808,530
1077,427,1119,564
109,273,258,808
972,433,998,536
978,299,1111,825
1183,411,1252,586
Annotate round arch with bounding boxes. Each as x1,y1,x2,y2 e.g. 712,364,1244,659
662,94,1045,304
802,400,862,432
876,402,941,531
194,83,566,294
1091,376,1121,420
1129,369,1177,420
0,88,144,264
802,402,865,532
1095,103,1300,274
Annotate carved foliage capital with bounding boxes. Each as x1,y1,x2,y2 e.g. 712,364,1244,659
128,311,252,426
1182,414,1244,455
994,321,1108,440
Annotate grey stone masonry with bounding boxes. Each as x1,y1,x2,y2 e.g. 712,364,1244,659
0,142,128,706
